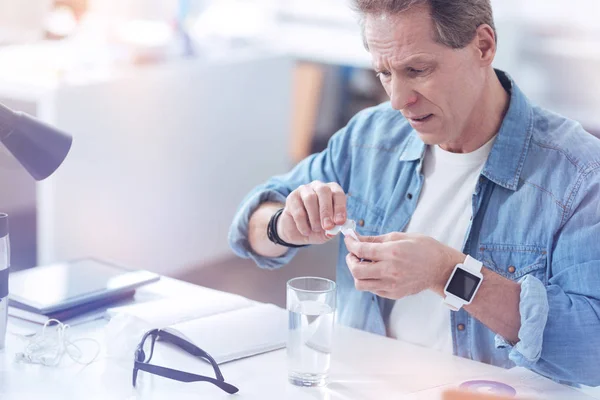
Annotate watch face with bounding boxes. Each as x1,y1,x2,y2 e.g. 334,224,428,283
446,267,481,302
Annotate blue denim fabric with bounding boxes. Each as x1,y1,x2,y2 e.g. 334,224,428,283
228,70,600,386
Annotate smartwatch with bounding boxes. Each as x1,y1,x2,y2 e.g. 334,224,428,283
442,255,484,311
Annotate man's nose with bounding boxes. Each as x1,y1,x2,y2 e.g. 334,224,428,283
389,78,418,111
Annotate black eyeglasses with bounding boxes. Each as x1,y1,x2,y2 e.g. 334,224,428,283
133,328,239,394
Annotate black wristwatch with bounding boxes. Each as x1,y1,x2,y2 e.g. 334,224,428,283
267,208,308,248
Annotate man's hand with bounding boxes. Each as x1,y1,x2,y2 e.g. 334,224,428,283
344,232,466,299
278,181,347,246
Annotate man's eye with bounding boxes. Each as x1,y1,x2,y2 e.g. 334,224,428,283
376,71,392,79
408,67,426,74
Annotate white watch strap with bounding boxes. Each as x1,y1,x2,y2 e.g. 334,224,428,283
462,255,483,274
443,294,463,311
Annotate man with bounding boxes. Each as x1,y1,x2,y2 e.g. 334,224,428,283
229,0,600,386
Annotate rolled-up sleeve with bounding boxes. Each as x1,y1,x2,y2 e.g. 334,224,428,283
495,274,549,366
228,188,298,269
228,113,358,270
497,166,600,386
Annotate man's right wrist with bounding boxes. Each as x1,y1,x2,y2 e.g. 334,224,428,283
267,208,307,248
248,203,286,257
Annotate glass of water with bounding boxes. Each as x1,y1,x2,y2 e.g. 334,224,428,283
286,276,336,387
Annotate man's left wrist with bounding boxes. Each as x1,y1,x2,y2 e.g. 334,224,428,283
450,250,468,269
435,248,467,294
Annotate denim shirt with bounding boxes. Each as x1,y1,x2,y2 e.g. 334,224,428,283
228,70,600,386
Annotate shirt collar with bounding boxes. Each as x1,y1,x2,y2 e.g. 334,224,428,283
398,133,426,161
398,70,533,191
481,70,534,191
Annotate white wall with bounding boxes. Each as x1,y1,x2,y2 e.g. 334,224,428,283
0,0,52,43
37,55,294,276
0,147,36,213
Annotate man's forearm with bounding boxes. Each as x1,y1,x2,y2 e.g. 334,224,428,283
248,202,288,258
434,252,522,344
464,268,521,343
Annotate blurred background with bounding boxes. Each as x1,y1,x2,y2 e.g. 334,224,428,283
0,0,598,307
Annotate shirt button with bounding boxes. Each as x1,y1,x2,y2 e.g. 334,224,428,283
508,266,516,274
457,324,465,331
407,193,413,200
358,219,365,227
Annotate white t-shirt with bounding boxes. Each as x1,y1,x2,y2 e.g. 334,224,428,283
387,136,496,353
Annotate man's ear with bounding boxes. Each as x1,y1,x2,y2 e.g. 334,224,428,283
473,24,497,67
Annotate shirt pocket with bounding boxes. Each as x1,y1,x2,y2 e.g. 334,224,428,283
478,244,548,284
346,194,384,236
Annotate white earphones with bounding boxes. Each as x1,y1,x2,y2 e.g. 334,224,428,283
13,319,101,367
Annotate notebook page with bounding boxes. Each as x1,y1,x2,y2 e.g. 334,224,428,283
168,303,287,364
105,292,254,328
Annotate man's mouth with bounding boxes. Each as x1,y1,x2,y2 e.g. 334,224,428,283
409,114,433,123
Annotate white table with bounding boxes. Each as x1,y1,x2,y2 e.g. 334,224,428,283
0,277,594,400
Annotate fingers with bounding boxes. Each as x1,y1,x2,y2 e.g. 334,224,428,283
354,279,381,292
314,181,347,230
313,182,334,230
330,184,347,225
359,232,406,243
285,192,311,236
346,253,383,280
287,182,348,235
299,185,322,233
344,238,391,262
346,253,398,296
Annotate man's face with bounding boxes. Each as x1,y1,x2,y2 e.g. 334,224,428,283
365,6,485,146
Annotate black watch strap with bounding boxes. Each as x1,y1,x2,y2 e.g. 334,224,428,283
267,208,308,248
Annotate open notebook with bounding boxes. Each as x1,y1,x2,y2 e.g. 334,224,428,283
105,291,287,364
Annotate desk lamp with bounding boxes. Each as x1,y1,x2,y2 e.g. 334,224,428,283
0,102,73,348
0,103,72,180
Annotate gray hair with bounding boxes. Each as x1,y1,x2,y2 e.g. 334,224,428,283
353,0,497,49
